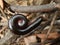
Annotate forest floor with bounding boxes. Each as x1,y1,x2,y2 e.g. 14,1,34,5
0,0,60,45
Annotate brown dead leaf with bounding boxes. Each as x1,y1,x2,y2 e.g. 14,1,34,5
36,32,60,39
24,35,37,45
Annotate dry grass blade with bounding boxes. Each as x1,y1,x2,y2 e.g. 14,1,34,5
46,11,58,39
0,6,8,20
0,0,4,9
41,11,58,45
0,26,7,33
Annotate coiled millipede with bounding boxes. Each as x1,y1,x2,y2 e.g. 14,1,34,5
8,14,42,35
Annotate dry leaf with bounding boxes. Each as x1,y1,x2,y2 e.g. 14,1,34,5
36,32,60,39
24,35,37,45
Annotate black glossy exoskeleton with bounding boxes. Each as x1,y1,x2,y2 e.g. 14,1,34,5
8,14,42,35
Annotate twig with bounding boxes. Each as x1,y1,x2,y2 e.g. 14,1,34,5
0,26,7,33
0,6,8,20
10,3,57,13
41,11,58,45
46,11,58,39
